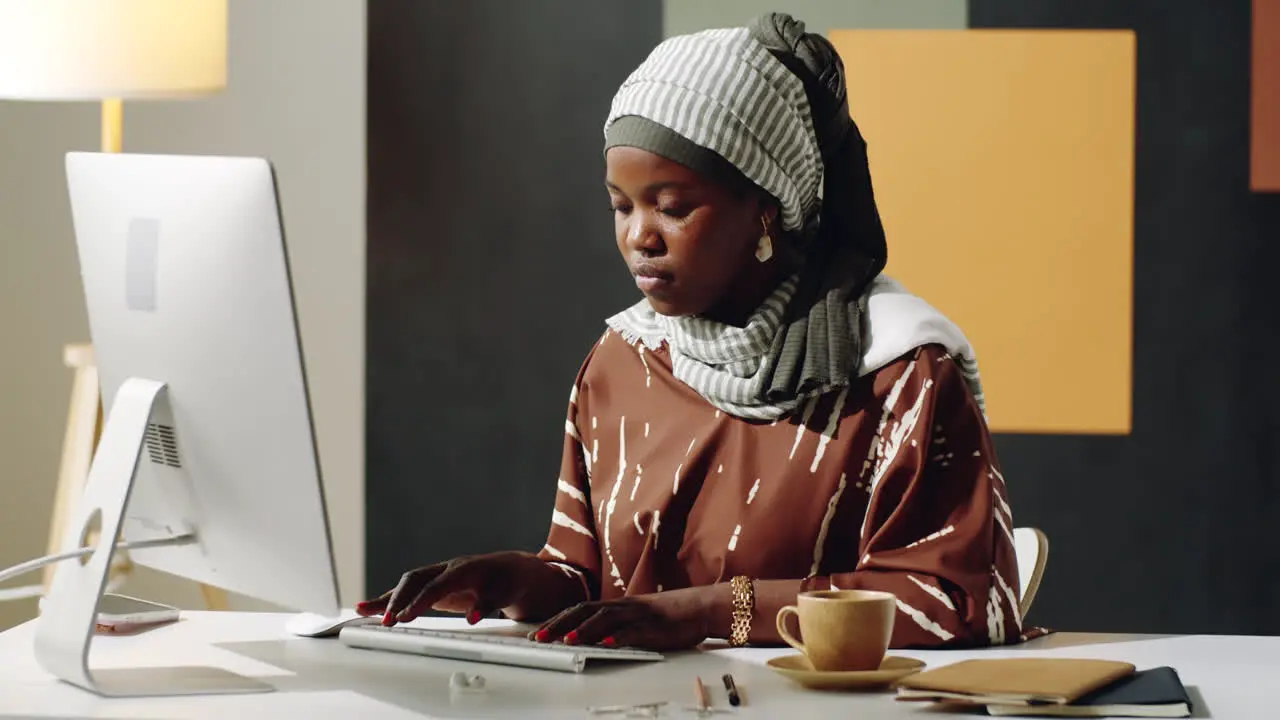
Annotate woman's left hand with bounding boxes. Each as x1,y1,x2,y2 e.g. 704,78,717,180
530,587,711,651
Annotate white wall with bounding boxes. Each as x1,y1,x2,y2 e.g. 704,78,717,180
0,0,365,629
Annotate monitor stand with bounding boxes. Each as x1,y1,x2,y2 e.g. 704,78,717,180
33,377,275,697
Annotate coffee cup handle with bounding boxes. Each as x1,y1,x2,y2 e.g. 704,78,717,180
775,605,805,654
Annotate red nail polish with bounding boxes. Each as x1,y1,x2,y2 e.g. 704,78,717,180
534,629,550,642
381,612,394,626
565,631,579,645
467,611,481,625
602,636,617,647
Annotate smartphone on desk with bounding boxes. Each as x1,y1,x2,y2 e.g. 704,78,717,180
95,594,180,635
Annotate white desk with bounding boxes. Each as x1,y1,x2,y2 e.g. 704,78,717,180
0,611,1267,718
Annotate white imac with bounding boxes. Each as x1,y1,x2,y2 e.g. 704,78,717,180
36,152,342,697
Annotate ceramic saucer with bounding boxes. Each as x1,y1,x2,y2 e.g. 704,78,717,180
765,654,926,691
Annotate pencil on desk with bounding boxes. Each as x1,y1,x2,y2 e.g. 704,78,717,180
694,675,709,710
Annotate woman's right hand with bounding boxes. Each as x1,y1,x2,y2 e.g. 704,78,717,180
354,551,557,626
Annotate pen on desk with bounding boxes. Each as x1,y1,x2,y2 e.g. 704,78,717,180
722,673,741,706
694,675,710,710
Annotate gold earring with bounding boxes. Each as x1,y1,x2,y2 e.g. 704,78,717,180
755,217,773,263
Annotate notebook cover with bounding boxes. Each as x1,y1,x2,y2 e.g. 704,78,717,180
986,666,1192,717
894,658,1137,705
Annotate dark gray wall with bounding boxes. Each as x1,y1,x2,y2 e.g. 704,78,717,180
365,1,662,591
973,0,1280,634
368,0,1280,636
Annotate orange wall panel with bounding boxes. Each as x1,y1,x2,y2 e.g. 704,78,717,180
829,30,1136,434
1255,0,1280,191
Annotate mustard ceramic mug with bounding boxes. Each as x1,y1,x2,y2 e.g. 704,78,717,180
775,589,896,672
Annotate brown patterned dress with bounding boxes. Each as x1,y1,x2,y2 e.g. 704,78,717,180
537,329,1034,648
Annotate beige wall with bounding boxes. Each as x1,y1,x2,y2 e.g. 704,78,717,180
663,0,966,36
0,0,365,629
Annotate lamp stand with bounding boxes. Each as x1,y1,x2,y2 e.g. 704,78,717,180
100,99,123,154
43,100,131,594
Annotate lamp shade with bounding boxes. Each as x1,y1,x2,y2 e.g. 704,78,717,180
0,0,226,100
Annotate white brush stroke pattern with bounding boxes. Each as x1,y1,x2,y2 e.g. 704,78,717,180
638,345,652,388
811,387,850,473
809,472,848,576
551,564,578,580
552,510,592,538
908,574,956,611
992,471,1014,521
994,565,1022,630
986,585,1006,644
869,375,932,494
603,417,628,590
859,362,914,474
549,562,585,585
728,525,742,552
557,478,587,506
897,598,955,642
788,396,820,460
905,525,955,549
857,360,923,541
993,492,1015,547
990,464,1008,490
588,418,599,483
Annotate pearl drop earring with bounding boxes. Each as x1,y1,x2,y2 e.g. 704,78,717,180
755,217,773,262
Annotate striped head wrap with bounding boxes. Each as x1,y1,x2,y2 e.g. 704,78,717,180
603,14,896,420
604,25,824,237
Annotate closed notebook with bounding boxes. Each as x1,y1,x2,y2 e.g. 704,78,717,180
986,666,1192,718
894,658,1136,706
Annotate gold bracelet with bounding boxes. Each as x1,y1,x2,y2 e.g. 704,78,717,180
729,576,755,647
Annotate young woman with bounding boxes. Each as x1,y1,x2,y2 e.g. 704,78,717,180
357,13,1034,651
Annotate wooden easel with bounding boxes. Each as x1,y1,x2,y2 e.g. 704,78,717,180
43,343,228,610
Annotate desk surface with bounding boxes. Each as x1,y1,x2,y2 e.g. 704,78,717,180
0,611,1269,718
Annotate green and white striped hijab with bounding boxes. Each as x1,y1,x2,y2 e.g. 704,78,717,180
605,26,823,236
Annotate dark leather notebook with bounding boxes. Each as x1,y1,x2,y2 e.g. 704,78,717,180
986,666,1192,718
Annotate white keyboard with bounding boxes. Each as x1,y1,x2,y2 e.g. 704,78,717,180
338,624,665,673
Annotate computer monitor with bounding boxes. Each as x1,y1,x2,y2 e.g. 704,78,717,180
35,152,341,697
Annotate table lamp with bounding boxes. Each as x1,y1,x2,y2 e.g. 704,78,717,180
0,0,227,603
0,0,227,152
